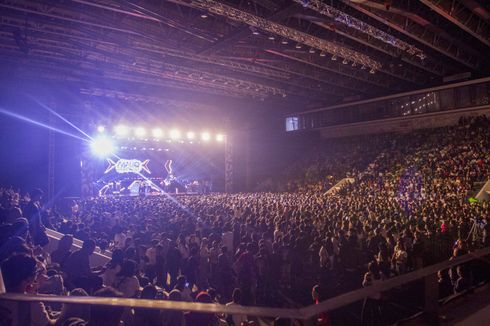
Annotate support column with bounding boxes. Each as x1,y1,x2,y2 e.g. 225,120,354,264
224,134,233,193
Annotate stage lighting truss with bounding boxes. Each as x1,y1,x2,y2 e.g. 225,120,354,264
157,63,286,98
192,0,381,71
294,0,426,60
134,42,291,80
115,58,285,98
104,125,226,144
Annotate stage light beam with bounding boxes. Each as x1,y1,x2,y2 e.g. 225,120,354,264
90,137,115,158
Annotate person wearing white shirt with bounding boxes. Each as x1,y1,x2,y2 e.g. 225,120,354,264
225,288,248,326
113,259,140,298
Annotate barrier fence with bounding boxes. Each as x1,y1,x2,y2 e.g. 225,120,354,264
1,246,489,323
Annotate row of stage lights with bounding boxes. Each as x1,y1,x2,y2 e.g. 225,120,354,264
96,125,226,142
250,28,376,74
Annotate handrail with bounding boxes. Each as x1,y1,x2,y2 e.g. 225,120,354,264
302,245,490,317
0,293,305,319
1,246,489,320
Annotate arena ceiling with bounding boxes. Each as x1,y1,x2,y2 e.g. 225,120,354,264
0,0,489,110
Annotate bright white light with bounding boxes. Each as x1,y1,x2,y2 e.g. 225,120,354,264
114,125,129,137
135,127,146,137
201,132,211,141
216,134,225,142
169,129,181,140
152,128,163,138
90,137,115,158
97,125,105,133
186,131,195,140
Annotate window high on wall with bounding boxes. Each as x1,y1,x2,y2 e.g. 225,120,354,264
285,116,299,131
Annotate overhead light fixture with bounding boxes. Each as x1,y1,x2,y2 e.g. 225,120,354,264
201,132,211,141
309,48,316,54
361,65,366,70
331,55,337,61
370,69,375,74
216,134,225,142
152,128,163,138
134,127,146,137
342,59,348,64
319,51,326,57
90,136,115,158
295,43,302,49
97,125,105,133
200,13,208,18
351,62,357,67
114,125,129,137
268,35,275,40
281,39,288,45
169,129,181,140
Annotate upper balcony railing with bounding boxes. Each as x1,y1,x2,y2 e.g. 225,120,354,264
286,77,490,132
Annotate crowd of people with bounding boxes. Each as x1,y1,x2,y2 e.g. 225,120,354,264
0,115,489,325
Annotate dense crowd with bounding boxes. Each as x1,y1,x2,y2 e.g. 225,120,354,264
0,115,489,326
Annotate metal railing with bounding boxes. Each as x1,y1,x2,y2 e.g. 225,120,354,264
1,246,489,321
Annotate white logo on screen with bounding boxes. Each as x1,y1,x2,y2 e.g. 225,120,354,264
105,159,151,174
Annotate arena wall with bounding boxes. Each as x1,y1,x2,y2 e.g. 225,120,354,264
319,105,490,139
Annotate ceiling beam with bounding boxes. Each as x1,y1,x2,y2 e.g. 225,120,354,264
339,0,484,70
460,0,490,20
197,3,301,55
419,0,490,47
296,14,445,76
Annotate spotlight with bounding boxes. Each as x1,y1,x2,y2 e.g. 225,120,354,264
319,51,326,57
342,59,348,64
216,134,225,142
90,136,115,158
331,55,337,61
281,39,288,45
169,129,181,140
152,128,163,138
309,48,316,54
295,43,302,49
114,125,129,137
201,132,211,141
97,125,105,133
370,69,375,74
268,35,275,40
200,13,208,18
186,131,195,140
134,127,146,137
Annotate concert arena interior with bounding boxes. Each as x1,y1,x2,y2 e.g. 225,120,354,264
1,1,490,325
